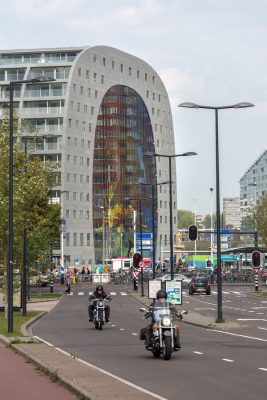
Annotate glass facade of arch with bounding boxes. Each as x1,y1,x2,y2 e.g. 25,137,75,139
93,85,157,263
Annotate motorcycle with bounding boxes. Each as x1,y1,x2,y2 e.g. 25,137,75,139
140,306,187,360
89,295,111,330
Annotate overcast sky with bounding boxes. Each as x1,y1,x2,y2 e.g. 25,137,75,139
1,0,266,214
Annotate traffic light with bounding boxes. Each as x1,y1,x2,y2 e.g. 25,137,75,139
188,224,198,241
251,250,261,268
133,252,142,268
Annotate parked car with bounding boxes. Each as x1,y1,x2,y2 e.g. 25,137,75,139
157,273,192,287
189,276,211,295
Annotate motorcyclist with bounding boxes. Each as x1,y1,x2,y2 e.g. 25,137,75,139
142,289,181,350
88,285,111,322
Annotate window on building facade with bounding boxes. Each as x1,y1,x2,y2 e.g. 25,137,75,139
73,233,77,246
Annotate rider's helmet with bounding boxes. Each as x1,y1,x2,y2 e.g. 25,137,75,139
96,285,104,293
156,289,167,300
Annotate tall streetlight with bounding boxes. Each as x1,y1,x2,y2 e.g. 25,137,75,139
60,190,69,275
179,101,254,320
147,152,197,280
140,181,170,279
128,197,151,296
8,76,55,332
210,187,214,266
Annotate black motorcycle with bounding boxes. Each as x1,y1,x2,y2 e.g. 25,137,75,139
140,306,187,360
89,295,111,330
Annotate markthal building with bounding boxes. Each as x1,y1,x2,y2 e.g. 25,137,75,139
0,46,177,266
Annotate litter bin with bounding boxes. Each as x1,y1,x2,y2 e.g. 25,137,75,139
72,276,76,284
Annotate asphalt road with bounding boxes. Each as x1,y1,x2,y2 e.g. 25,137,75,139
32,284,267,400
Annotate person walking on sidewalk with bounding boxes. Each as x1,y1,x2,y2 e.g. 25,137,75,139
65,275,71,294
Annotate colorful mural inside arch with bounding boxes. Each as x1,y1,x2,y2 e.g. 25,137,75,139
93,85,157,263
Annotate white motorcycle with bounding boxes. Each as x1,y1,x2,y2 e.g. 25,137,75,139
140,305,187,360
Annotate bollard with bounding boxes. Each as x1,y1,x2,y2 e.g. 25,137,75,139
255,273,259,292
50,276,54,293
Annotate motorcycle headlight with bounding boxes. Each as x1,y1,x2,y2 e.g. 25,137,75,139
162,317,171,327
99,302,103,306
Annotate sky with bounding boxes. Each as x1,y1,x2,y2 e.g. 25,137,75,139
1,0,266,214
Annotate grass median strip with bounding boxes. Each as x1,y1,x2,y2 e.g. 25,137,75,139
30,293,62,300
0,311,40,337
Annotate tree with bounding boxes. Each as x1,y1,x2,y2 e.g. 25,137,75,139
254,195,267,246
0,120,61,270
177,209,195,229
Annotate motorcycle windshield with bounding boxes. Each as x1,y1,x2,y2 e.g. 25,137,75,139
153,306,170,322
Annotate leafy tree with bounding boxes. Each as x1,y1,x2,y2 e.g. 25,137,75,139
177,209,195,229
254,195,267,246
0,119,61,270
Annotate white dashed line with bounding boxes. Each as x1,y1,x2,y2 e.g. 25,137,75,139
259,368,267,372
88,292,93,295
120,292,127,296
78,292,84,295
120,328,125,331
111,324,116,327
132,333,138,336
258,327,267,331
110,292,117,295
67,292,73,296
222,359,234,363
193,351,203,355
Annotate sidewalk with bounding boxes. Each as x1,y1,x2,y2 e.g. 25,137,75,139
0,289,241,400
0,297,166,400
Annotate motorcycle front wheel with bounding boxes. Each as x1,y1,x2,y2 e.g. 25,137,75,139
162,336,172,360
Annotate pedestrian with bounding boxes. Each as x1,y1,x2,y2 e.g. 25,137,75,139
65,275,71,294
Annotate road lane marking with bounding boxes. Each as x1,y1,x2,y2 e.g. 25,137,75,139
237,318,267,321
222,291,230,294
193,351,203,354
132,333,138,336
212,329,267,342
222,359,234,363
256,313,264,315
194,307,216,311
120,328,125,331
34,336,168,400
67,293,73,296
258,327,267,331
232,291,242,294
111,324,116,327
120,292,127,295
89,292,93,295
78,292,84,295
259,368,267,372
110,292,117,295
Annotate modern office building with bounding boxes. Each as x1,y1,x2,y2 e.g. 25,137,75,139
223,197,240,229
0,46,177,267
239,150,267,221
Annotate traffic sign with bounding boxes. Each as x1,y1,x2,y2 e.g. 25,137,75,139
139,261,145,268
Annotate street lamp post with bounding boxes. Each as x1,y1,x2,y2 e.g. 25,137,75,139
8,76,55,333
210,187,214,266
149,152,197,280
179,101,254,320
60,190,68,278
140,181,170,279
130,197,151,296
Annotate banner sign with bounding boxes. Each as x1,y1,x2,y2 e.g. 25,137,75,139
148,280,162,299
165,280,182,305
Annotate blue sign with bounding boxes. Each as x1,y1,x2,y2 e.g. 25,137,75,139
136,233,152,239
